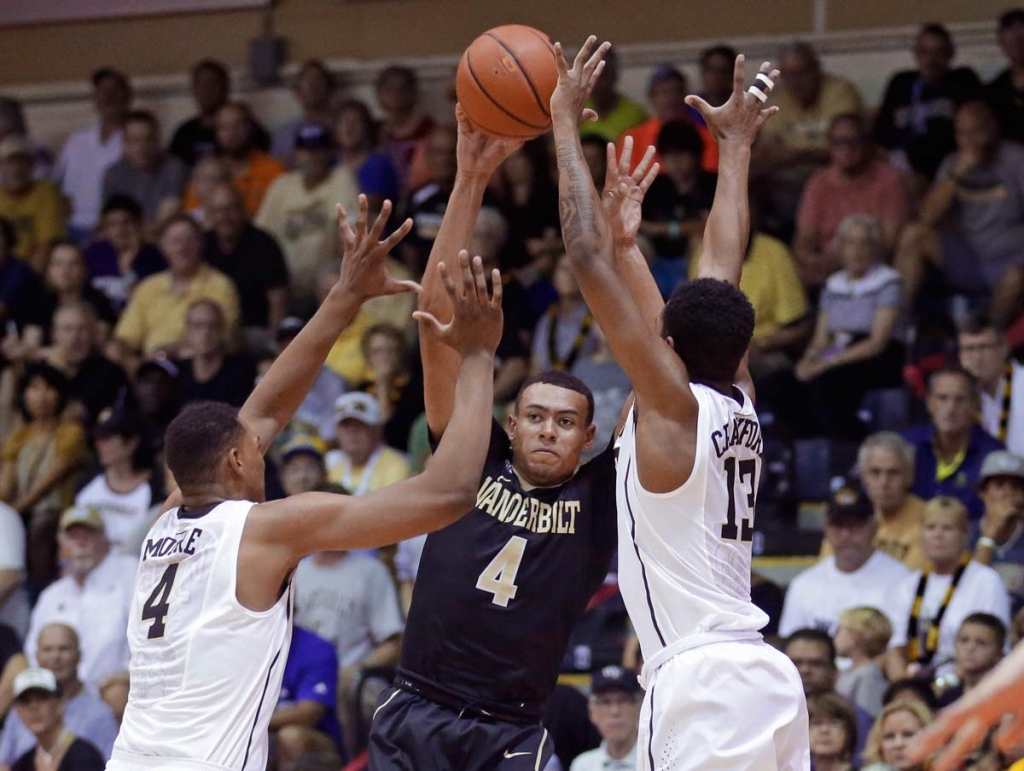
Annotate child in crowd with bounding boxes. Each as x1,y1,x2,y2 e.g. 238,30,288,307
834,606,893,717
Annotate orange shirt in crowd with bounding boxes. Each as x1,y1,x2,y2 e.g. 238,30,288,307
184,151,286,217
618,116,719,176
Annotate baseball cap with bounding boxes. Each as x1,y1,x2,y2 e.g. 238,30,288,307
591,665,641,695
282,434,327,463
827,481,873,521
978,450,1024,487
0,135,32,161
136,358,179,381
333,392,382,426
93,406,143,439
276,316,306,342
59,505,105,534
13,668,59,700
648,63,685,90
295,123,335,151
1000,8,1024,29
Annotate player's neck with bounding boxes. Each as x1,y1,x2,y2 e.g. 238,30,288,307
512,464,574,490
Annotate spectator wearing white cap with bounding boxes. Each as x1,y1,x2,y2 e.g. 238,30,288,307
569,666,641,771
7,667,105,771
0,624,117,764
24,506,136,693
325,392,411,498
0,135,66,271
973,450,1024,601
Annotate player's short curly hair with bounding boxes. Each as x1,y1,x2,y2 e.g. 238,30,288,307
661,278,754,384
165,402,245,491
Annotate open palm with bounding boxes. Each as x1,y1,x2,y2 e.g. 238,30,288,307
603,136,659,244
685,55,780,145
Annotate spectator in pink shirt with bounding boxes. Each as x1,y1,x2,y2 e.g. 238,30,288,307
794,113,908,291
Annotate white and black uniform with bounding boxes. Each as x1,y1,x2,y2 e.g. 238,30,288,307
107,500,293,771
617,385,809,771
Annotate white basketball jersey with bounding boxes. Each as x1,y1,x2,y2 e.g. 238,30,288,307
111,500,293,771
616,384,769,664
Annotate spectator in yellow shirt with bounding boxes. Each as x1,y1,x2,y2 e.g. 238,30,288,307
0,136,65,271
113,215,238,362
325,392,411,496
581,48,648,144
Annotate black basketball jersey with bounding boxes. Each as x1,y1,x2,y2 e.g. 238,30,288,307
400,419,617,718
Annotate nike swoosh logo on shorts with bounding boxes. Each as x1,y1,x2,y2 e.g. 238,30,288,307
504,750,531,758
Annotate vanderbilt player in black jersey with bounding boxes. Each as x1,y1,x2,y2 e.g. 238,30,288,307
366,109,623,770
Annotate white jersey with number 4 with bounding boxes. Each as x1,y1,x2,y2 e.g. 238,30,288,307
108,500,293,771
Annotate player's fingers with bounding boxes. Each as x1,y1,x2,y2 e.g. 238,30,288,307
336,204,356,248
490,269,503,308
995,715,1024,753
639,161,660,194
369,198,393,242
756,106,781,127
584,41,610,77
931,719,991,771
437,261,461,303
411,310,445,337
619,135,634,176
587,59,607,91
471,255,488,303
355,194,369,242
684,95,713,121
633,144,656,181
749,66,777,106
386,278,422,296
381,217,414,252
732,53,746,96
573,35,597,71
908,718,961,762
604,142,618,191
457,250,475,300
581,108,599,124
553,42,569,74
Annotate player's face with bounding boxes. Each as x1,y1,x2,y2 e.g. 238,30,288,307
921,509,967,565
785,639,836,696
926,373,976,436
860,447,909,512
954,622,1002,677
14,692,62,736
958,329,1007,387
880,709,925,770
509,384,595,487
809,714,849,761
36,626,80,684
588,691,641,745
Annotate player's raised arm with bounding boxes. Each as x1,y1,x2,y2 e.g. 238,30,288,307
257,253,503,554
420,109,521,438
550,37,692,421
685,55,779,287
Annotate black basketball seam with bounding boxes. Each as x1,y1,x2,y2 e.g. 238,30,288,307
465,49,547,132
484,31,552,121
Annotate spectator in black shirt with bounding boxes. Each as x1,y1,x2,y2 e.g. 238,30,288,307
202,183,289,348
986,9,1024,144
41,242,117,341
171,299,255,408
0,216,47,351
131,360,178,454
400,124,457,272
874,24,982,182
496,138,561,270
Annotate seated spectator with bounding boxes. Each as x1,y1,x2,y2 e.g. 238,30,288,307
0,365,88,587
973,450,1024,600
0,502,27,640
113,215,239,359
24,506,136,692
889,497,1011,680
779,481,911,636
569,666,640,771
102,110,186,231
353,324,423,453
400,124,458,272
882,679,939,713
272,60,337,168
935,613,1007,707
531,255,600,375
293,549,403,757
272,626,343,769
83,195,167,311
0,217,48,347
686,45,739,163
375,66,434,193
0,136,65,271
335,99,399,209
38,302,129,426
572,323,631,457
169,59,231,167
835,607,893,717
794,114,908,289
0,624,117,764
874,24,982,181
619,63,717,176
495,138,561,268
895,101,1024,324
203,184,289,344
271,317,346,443
325,393,411,496
97,671,128,726
958,313,1024,454
580,48,648,144
311,260,375,386
184,155,231,225
861,700,933,771
74,407,160,554
582,134,609,188
41,242,117,338
0,623,27,724
170,299,255,407
7,668,105,771
53,68,130,241
256,123,358,302
987,9,1024,144
278,436,332,497
792,215,905,440
903,366,1003,520
0,99,51,180
807,692,858,771
131,360,179,454
822,433,927,570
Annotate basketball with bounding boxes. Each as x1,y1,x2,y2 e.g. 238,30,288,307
456,24,558,139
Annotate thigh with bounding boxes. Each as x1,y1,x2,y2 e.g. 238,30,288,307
367,688,441,771
939,232,989,295
473,723,551,771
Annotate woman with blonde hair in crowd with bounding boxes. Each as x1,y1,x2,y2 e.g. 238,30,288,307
808,692,859,771
862,699,934,771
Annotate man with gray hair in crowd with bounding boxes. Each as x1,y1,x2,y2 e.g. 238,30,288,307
821,431,927,570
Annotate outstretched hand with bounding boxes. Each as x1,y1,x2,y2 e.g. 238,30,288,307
455,104,524,180
603,136,659,246
685,55,780,146
336,195,419,302
550,35,611,126
413,251,503,357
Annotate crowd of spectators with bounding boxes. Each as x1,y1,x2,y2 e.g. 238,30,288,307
2,10,1024,771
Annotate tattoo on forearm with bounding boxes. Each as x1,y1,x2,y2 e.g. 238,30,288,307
555,140,600,244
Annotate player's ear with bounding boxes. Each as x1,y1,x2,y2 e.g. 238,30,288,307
583,422,596,449
506,412,518,440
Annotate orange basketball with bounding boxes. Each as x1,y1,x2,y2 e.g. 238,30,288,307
456,24,558,140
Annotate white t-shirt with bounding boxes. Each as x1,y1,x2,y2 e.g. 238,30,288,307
54,124,123,230
890,560,1011,672
779,550,912,637
0,501,28,637
979,361,1024,457
75,474,155,552
294,552,404,668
